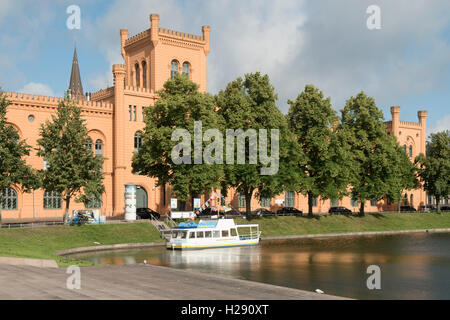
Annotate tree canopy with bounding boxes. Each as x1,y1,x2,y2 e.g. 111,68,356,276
0,91,37,222
216,72,306,215
36,99,104,222
415,130,450,212
339,92,417,216
287,84,352,216
132,74,224,208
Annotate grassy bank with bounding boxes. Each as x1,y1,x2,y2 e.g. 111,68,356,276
237,212,450,237
0,222,163,267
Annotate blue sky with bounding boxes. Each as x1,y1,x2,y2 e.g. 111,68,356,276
0,0,449,135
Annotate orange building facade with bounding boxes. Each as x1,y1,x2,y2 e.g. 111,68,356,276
1,14,427,221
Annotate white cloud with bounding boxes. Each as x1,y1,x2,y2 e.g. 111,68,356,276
19,82,55,96
428,114,450,136
84,0,450,117
88,72,113,92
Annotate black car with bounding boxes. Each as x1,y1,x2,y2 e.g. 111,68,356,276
198,207,219,216
418,205,436,212
136,207,160,220
440,206,450,212
277,207,303,216
400,206,416,212
329,206,352,215
252,208,275,217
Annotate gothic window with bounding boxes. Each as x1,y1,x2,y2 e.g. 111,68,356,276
95,139,103,156
135,63,140,87
182,62,190,77
260,197,271,207
238,192,245,208
0,188,18,210
142,61,147,88
351,197,358,207
410,194,414,207
134,132,143,152
129,105,132,121
43,191,62,209
86,138,93,151
85,195,102,209
171,60,179,79
409,145,413,157
133,106,137,121
403,144,407,152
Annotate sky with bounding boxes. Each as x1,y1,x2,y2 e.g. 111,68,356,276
0,0,449,136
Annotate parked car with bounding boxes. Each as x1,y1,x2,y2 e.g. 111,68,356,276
418,205,436,212
277,207,303,216
136,207,161,220
252,208,275,217
329,206,352,215
440,206,450,212
400,206,417,212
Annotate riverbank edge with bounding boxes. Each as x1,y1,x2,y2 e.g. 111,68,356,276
55,227,450,257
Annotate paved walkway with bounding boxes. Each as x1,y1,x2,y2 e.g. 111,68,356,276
0,263,347,300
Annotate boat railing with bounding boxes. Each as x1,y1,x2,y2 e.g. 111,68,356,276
238,230,261,241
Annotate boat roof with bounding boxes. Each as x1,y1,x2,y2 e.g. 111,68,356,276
173,218,259,230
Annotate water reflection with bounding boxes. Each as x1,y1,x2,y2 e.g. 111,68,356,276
71,233,450,299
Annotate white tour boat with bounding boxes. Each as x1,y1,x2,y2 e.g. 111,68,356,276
167,218,261,250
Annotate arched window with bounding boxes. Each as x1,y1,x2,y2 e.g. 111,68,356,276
409,145,413,157
86,138,93,151
0,188,18,210
135,63,140,87
403,144,407,152
43,191,62,209
171,60,179,79
182,62,190,77
95,139,103,156
410,194,414,207
142,61,147,88
134,132,143,152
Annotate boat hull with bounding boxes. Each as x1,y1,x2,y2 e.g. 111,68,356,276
166,239,259,250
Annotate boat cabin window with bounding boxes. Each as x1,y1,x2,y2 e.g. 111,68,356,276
189,232,196,239
222,230,229,237
196,231,204,238
230,228,237,236
172,231,179,238
205,231,212,238
181,231,187,239
213,230,220,238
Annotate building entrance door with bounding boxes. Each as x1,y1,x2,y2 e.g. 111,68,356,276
136,186,148,208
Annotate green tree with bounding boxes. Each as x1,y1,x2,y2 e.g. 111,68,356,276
415,131,450,213
340,92,417,216
287,85,352,216
216,72,306,216
132,74,224,208
36,99,104,223
0,90,38,224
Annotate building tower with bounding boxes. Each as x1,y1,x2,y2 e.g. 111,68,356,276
68,46,85,100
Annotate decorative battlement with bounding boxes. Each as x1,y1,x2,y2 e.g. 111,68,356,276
90,87,114,101
124,27,205,47
3,91,113,113
399,120,422,128
124,86,156,96
124,29,151,47
158,28,205,42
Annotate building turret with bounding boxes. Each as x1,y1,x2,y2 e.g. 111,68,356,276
390,106,400,138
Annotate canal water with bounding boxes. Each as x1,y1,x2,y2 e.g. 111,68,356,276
71,233,450,299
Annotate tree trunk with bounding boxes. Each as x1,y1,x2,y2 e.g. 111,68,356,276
307,191,314,217
436,196,441,214
245,190,253,217
359,201,365,217
64,196,71,225
0,208,2,227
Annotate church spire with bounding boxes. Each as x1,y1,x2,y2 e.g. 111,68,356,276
68,45,84,100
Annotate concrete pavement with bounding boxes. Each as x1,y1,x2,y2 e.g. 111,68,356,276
0,263,348,300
